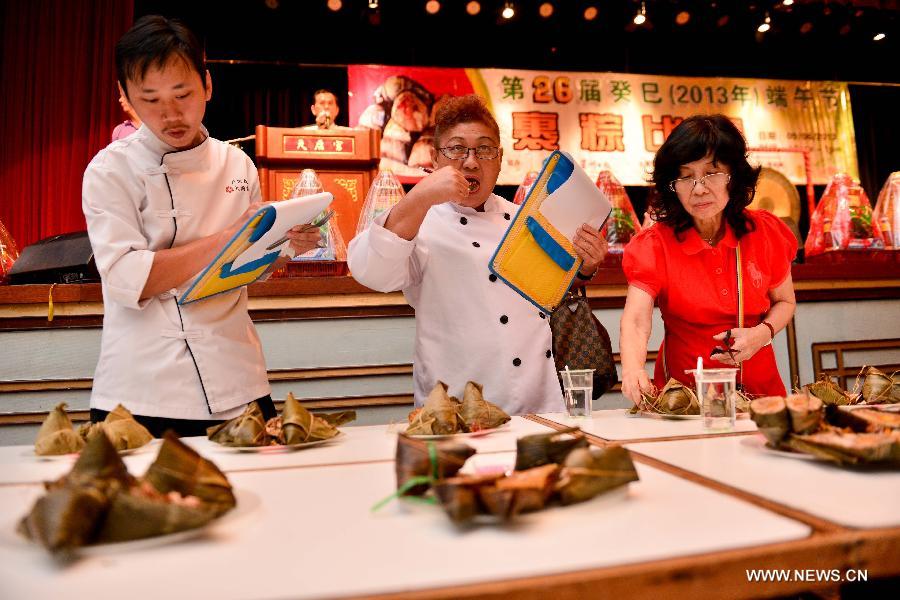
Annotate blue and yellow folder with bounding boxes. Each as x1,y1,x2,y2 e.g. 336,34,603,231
179,192,332,305
490,152,611,313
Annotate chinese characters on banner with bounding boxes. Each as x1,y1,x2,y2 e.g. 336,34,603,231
348,66,858,186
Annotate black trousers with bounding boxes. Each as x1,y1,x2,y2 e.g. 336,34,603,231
89,395,276,439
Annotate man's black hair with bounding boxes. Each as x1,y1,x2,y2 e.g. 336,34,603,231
116,15,205,98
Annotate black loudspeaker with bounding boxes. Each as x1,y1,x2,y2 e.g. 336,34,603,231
8,231,100,285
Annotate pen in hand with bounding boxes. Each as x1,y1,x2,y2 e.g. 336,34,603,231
265,210,335,251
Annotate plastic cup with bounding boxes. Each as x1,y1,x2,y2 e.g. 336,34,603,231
560,369,594,418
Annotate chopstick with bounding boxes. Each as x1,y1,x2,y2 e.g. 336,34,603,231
265,209,335,251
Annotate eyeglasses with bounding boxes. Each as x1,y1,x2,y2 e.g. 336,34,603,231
668,172,730,195
439,144,500,160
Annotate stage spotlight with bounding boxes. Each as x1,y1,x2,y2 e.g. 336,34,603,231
633,2,647,26
326,0,342,11
539,2,554,18
584,6,598,21
675,11,690,26
426,0,440,14
502,2,515,19
839,23,851,36
368,0,378,9
800,21,813,34
874,32,886,41
782,0,793,6
717,15,730,27
757,12,771,33
466,1,481,16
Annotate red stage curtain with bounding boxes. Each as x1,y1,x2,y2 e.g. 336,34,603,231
0,0,133,250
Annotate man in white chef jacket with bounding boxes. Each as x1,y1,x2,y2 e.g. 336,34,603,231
348,95,608,414
82,16,320,437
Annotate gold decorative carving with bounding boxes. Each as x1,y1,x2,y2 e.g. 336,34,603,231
333,178,360,203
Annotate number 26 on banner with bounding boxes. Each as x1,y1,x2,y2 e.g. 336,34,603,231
533,76,573,104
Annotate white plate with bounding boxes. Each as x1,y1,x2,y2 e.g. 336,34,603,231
30,439,159,461
741,435,818,462
10,488,260,557
634,410,750,421
402,422,512,440
211,432,342,453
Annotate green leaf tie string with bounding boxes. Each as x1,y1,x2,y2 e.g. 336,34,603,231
371,441,440,512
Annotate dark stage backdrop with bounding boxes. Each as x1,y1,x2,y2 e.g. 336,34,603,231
0,0,133,250
1,1,897,250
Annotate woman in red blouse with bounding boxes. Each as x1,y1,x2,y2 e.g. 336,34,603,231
620,115,798,404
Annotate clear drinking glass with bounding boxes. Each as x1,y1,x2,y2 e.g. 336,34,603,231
688,368,738,432
560,369,594,418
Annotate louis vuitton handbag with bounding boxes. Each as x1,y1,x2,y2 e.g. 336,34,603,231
550,286,617,398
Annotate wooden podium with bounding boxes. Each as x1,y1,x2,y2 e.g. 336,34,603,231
255,126,381,246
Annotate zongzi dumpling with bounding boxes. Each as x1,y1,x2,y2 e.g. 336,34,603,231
207,401,268,447
34,403,85,456
458,381,510,431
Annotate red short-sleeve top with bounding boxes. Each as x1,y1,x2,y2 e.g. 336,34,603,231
623,210,797,396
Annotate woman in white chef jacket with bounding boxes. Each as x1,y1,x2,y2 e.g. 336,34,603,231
348,95,608,414
82,16,320,437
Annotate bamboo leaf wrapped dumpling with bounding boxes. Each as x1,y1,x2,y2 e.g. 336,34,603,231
145,433,236,514
281,392,340,444
19,433,129,551
405,382,465,435
206,401,268,447
556,446,640,505
34,403,85,456
458,381,510,432
98,404,154,450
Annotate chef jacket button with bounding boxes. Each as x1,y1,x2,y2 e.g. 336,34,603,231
504,213,511,220
715,268,723,275
721,289,728,296
489,273,497,282
460,217,468,225
472,241,480,247
500,315,509,324
546,349,552,358
539,312,546,319
513,358,522,367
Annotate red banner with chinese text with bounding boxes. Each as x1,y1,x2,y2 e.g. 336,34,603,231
348,65,857,186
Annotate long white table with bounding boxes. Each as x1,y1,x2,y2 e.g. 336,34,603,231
537,409,757,442
626,435,900,529
0,417,552,486
0,455,811,600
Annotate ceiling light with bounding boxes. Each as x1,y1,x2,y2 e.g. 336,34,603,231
675,10,690,26
326,0,342,11
874,32,886,41
502,2,515,19
584,6,598,21
782,0,793,6
800,21,813,34
633,2,647,26
757,12,771,33
368,0,378,9
466,1,481,16
425,0,440,14
539,2,553,18
717,15,730,27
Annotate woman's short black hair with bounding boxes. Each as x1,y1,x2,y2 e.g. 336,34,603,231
649,114,760,239
115,15,205,98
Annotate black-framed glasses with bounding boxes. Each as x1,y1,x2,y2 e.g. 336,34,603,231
668,172,730,195
439,144,500,160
